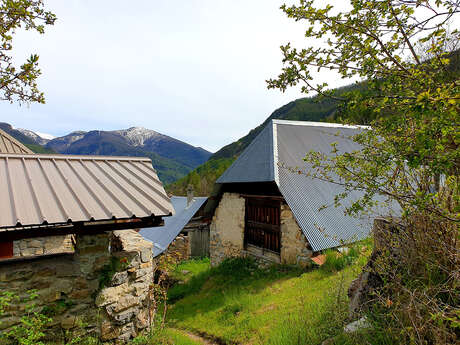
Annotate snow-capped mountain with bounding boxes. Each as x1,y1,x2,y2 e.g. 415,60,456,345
113,127,163,147
45,131,87,152
2,122,212,184
15,128,56,146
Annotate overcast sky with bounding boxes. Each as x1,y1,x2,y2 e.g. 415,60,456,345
0,0,349,152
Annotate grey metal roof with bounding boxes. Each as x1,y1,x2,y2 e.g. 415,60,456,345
216,123,274,183
0,153,173,230
140,196,208,257
217,119,378,251
0,129,34,154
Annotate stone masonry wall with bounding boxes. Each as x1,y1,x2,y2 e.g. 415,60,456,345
165,234,190,261
280,204,313,267
210,193,245,266
0,230,155,344
96,230,154,343
210,193,312,267
13,235,74,257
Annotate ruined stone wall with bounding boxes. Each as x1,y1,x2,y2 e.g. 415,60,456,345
280,204,312,267
165,234,190,261
0,230,155,344
13,235,74,257
210,193,245,266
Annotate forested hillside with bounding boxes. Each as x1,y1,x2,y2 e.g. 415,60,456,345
167,84,358,195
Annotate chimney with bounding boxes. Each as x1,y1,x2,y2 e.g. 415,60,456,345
186,185,194,207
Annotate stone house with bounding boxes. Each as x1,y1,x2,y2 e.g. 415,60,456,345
209,120,375,266
0,129,175,343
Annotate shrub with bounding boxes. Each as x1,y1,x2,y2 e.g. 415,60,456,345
321,244,361,273
0,290,52,345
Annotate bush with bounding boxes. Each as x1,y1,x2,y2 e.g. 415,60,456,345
321,245,361,273
0,290,52,345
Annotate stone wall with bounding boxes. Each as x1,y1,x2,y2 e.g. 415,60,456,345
210,193,312,266
210,193,245,266
13,235,74,257
165,234,190,261
0,230,156,344
279,204,312,267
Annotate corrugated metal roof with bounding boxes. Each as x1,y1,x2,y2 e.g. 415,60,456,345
0,129,34,154
140,196,207,257
216,123,274,183
216,119,379,252
0,153,173,230
275,121,372,251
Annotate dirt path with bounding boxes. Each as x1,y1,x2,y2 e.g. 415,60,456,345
172,328,222,345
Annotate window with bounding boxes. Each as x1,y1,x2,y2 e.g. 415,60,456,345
244,198,281,253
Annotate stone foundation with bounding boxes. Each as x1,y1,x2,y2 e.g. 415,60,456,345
210,193,313,267
0,230,156,344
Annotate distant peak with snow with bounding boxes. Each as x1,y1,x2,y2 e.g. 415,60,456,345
35,131,56,140
113,126,164,147
15,127,55,145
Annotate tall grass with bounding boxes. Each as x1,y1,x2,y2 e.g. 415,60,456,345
166,256,365,344
320,246,360,273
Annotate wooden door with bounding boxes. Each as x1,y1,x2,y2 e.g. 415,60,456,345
244,198,281,253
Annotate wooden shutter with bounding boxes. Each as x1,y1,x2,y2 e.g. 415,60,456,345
244,198,281,253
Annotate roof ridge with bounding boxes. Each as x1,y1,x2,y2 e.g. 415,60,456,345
272,119,369,129
0,128,34,154
0,152,153,162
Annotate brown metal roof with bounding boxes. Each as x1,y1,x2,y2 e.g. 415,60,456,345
0,129,34,154
0,153,174,230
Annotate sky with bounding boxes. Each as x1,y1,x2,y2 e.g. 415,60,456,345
0,0,350,152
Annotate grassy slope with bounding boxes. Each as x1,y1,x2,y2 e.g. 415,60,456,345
165,246,371,345
25,144,56,154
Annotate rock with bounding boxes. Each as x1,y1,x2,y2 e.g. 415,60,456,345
133,268,150,279
28,239,43,248
348,251,383,317
113,308,137,325
61,315,77,329
69,288,91,300
112,295,138,313
135,310,150,329
140,249,151,263
344,317,371,333
101,321,121,340
111,271,128,286
95,282,131,307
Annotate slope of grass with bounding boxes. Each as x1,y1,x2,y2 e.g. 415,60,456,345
25,143,56,154
166,243,372,345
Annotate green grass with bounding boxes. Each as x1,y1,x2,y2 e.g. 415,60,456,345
166,248,369,345
132,328,201,345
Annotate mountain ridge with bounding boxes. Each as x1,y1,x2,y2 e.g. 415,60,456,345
167,83,359,196
0,122,211,184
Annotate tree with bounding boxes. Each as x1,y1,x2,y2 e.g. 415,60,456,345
0,0,56,104
268,1,459,343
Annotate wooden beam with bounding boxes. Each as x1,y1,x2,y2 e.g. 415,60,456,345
240,194,284,201
0,216,164,242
